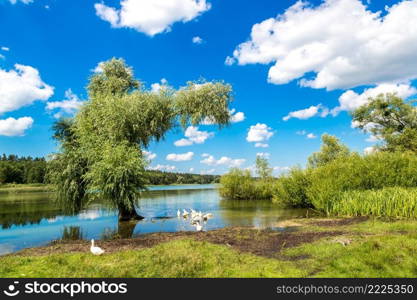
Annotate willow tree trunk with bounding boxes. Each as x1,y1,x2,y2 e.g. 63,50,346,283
118,202,144,221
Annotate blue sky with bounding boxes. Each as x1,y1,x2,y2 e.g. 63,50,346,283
1,0,417,175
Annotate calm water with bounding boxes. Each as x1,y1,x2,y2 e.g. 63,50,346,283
0,184,307,255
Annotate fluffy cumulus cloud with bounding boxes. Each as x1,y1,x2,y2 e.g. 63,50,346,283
201,109,245,125
283,104,329,121
150,78,168,93
0,64,54,114
200,153,246,168
332,83,417,115
0,117,33,136
192,36,204,44
148,164,176,171
1,47,9,52
143,150,157,160
46,89,84,118
174,126,214,146
166,152,194,161
230,0,417,90
95,0,211,36
247,123,274,147
306,133,317,139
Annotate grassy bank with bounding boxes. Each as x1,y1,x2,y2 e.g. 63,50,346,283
0,184,54,194
1,218,417,277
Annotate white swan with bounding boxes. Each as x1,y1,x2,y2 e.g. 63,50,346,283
90,239,105,256
177,209,181,218
182,209,189,218
195,223,203,232
203,213,213,221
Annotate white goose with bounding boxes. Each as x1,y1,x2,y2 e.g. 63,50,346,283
90,239,105,256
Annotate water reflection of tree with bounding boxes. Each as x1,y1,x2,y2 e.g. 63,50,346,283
101,220,140,240
61,226,84,240
218,199,308,228
0,199,63,229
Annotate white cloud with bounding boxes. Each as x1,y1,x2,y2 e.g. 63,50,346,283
174,126,214,146
0,54,5,60
200,153,245,167
92,61,105,73
95,0,211,36
256,152,270,159
230,0,417,90
255,143,269,148
166,152,194,161
306,133,317,139
143,150,157,160
200,168,215,175
230,109,245,123
148,164,176,171
1,47,9,52
332,83,417,115
8,0,33,4
46,89,84,118
247,123,274,144
192,36,203,44
0,64,54,114
283,104,329,121
364,146,377,155
150,78,168,93
273,166,291,174
189,167,195,172
0,117,33,136
296,130,307,135
201,109,245,125
225,56,236,66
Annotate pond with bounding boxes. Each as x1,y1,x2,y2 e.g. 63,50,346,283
0,184,308,255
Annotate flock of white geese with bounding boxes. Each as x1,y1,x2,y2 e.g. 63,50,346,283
177,209,213,232
90,209,213,255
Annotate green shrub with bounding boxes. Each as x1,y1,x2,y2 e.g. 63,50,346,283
273,167,312,208
329,187,417,218
220,168,273,200
306,151,417,213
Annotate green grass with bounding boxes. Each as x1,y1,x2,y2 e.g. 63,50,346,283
1,219,417,278
0,240,302,278
0,184,53,194
328,187,417,218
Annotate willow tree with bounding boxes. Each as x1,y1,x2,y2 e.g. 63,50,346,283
48,58,233,221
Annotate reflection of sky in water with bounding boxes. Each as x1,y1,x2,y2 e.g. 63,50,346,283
0,185,307,254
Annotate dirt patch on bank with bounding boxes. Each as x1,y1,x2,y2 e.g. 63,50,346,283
15,227,344,259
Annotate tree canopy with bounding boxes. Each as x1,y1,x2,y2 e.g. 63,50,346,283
351,93,417,153
48,58,234,220
308,134,351,168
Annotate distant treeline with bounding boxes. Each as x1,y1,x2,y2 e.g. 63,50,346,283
0,154,46,184
0,154,219,185
146,170,220,185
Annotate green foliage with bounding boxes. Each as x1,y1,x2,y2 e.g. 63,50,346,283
273,167,312,208
49,58,233,219
328,187,417,218
307,134,350,168
220,168,274,200
0,154,46,185
352,93,417,153
306,152,417,213
255,156,273,179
